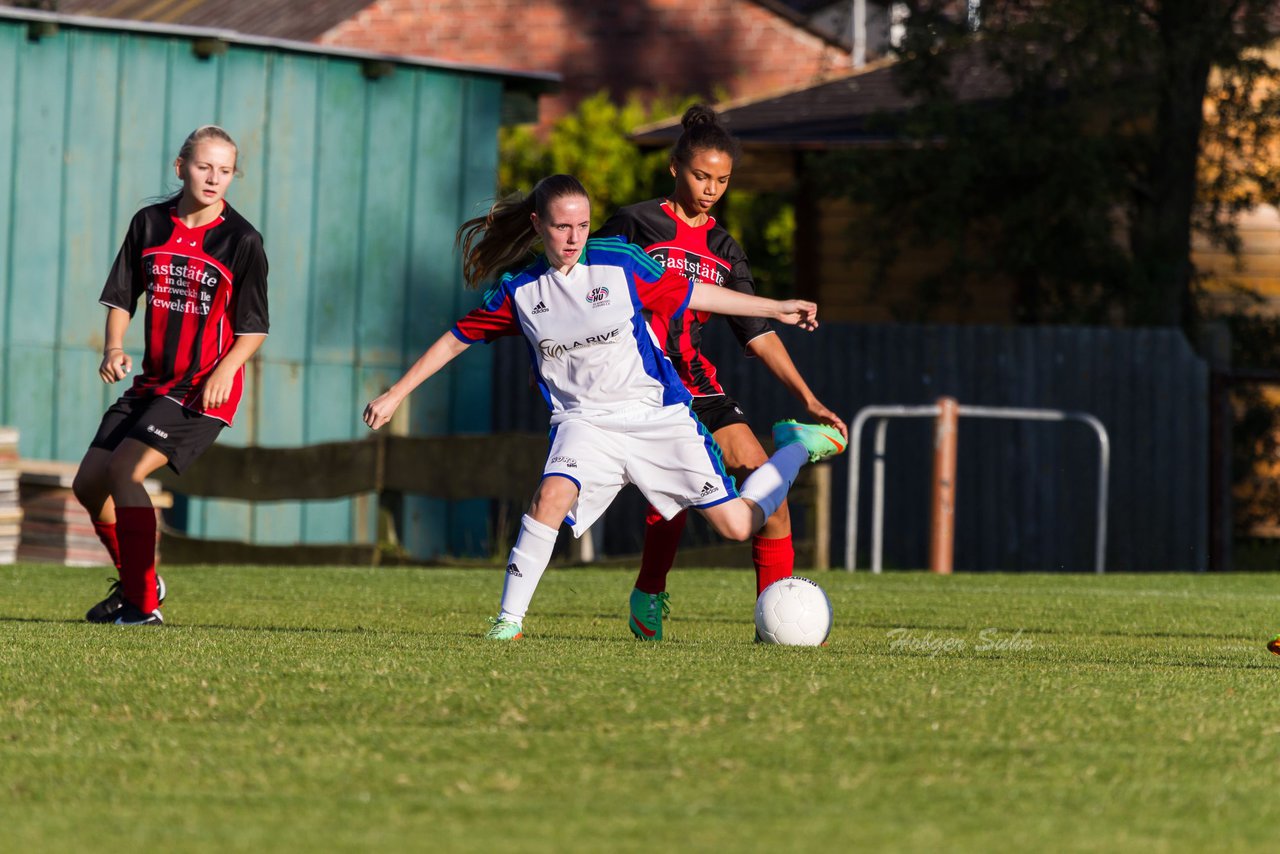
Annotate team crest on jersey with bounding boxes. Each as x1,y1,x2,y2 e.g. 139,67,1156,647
585,287,610,306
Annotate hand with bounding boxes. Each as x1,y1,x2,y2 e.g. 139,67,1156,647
775,300,819,331
200,363,237,410
363,391,403,431
805,400,848,439
98,349,132,383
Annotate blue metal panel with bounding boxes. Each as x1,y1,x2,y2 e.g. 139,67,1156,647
6,347,57,459
54,351,109,461
9,31,66,351
216,49,270,234
5,30,66,459
0,23,19,424
301,363,359,542
261,54,319,365
308,63,366,365
253,359,306,543
111,41,169,243
356,73,417,368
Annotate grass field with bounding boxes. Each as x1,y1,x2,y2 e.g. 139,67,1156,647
2,564,1279,852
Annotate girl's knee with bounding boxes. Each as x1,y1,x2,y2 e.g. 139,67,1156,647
71,469,101,506
708,509,754,542
529,475,579,519
104,454,148,487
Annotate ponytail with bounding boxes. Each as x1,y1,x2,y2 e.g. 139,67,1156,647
456,174,588,289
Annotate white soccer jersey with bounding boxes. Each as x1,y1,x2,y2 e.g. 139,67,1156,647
451,237,695,424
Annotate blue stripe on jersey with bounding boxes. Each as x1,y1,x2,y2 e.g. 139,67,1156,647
586,236,665,281
480,281,505,310
623,276,692,407
524,335,556,412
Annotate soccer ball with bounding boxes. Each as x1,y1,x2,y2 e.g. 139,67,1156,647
754,576,832,646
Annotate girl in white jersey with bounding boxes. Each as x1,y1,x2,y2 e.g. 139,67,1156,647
363,175,845,640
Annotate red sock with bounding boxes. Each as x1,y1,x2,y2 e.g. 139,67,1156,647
753,533,794,597
635,506,687,594
116,507,159,612
92,520,122,571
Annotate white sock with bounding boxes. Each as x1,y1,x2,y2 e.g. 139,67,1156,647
498,514,560,623
739,443,809,521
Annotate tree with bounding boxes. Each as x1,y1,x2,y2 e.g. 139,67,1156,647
821,0,1280,326
499,91,690,230
499,91,797,296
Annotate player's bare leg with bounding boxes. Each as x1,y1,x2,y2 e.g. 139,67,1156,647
75,444,167,623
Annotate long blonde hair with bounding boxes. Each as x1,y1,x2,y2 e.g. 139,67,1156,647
455,174,588,289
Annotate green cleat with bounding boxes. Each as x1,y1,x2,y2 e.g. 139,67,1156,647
772,419,848,463
485,616,524,640
628,589,670,641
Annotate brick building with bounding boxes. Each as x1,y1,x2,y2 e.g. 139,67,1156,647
36,0,865,126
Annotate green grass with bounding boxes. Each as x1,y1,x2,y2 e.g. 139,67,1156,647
2,565,1279,852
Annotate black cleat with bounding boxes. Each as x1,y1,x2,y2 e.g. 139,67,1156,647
112,602,164,626
86,575,166,623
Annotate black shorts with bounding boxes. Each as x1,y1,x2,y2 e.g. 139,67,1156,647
690,394,750,434
90,395,224,474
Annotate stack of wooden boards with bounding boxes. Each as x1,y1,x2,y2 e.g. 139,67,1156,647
0,428,18,563
17,459,169,565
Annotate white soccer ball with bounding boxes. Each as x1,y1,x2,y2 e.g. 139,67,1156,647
754,576,833,646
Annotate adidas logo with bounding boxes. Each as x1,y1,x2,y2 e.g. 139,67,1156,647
531,301,549,315
506,563,522,577
699,481,717,497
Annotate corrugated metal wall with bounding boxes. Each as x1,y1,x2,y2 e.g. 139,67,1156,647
0,15,519,557
494,323,1209,572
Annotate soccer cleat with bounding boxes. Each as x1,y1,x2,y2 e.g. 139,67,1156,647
628,589,671,641
86,575,167,623
772,419,848,463
112,602,164,626
1268,634,1280,655
485,616,524,640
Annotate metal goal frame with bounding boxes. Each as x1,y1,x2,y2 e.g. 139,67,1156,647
843,403,1111,573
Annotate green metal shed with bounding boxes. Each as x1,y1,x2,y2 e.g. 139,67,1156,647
0,8,556,558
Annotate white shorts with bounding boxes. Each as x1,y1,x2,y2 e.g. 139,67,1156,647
543,403,738,537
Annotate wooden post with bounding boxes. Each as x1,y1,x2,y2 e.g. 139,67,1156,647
811,462,831,570
929,397,958,575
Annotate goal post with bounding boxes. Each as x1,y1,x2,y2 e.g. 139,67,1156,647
844,398,1110,574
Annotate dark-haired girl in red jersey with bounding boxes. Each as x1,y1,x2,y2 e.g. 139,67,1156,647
72,125,269,625
595,105,848,641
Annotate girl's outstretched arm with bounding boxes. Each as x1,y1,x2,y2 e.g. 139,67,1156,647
687,283,819,331
363,332,471,430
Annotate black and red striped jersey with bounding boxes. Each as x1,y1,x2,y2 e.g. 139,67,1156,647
594,199,773,397
99,200,269,425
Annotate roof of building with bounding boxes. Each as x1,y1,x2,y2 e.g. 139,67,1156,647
631,44,1009,148
15,0,376,41
22,0,856,50
0,5,559,90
